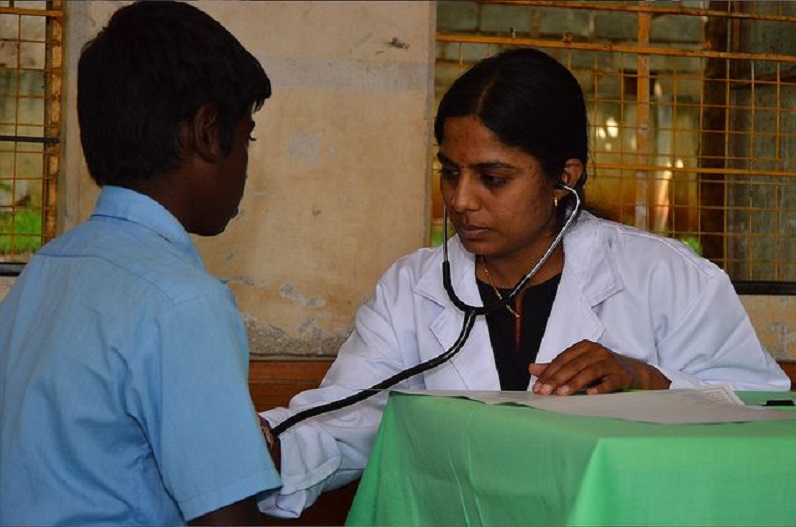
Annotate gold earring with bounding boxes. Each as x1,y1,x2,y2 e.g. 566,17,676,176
554,196,559,207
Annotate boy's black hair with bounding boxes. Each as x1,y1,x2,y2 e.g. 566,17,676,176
78,1,271,186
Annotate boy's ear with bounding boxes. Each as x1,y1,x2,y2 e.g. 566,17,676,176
180,103,221,163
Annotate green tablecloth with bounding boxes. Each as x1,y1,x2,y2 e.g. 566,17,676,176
346,391,796,526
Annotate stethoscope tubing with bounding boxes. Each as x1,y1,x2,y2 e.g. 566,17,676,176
272,185,580,437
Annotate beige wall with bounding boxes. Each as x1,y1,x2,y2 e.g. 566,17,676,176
58,1,435,357
2,1,795,363
0,277,11,303
741,296,796,362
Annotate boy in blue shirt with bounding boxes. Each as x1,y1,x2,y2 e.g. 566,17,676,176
0,2,280,524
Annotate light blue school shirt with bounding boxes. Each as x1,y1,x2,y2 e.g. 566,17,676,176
0,186,281,526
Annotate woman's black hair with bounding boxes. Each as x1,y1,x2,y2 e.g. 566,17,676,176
434,47,588,219
77,1,271,187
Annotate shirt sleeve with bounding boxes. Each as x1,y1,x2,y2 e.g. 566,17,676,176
125,287,281,521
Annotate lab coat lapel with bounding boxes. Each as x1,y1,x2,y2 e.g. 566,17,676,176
415,239,500,390
536,212,622,363
535,269,604,363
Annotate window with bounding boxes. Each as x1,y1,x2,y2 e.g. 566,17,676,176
435,1,796,289
0,1,63,271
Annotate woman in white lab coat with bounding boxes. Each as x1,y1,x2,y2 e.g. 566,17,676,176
259,48,789,518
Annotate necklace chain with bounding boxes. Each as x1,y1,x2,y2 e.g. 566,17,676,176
480,257,521,319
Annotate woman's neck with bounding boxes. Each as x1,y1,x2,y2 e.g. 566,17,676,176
477,246,564,289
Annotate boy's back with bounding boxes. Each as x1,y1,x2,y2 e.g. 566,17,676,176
0,187,277,525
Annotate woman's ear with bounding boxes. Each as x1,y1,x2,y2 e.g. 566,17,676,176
561,158,584,188
553,158,584,205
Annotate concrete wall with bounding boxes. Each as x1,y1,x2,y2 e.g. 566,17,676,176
0,276,11,302
742,296,796,360
57,1,435,357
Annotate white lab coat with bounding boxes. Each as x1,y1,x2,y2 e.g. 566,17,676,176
259,211,789,517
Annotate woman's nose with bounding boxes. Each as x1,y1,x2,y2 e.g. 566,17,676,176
448,174,479,213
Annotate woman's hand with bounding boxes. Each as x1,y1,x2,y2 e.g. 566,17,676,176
529,339,671,395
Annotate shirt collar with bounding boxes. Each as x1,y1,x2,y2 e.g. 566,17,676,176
91,185,202,266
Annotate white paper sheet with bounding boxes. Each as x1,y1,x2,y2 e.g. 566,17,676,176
398,385,796,424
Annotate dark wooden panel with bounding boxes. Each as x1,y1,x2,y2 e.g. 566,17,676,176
778,360,796,391
248,359,332,411
260,480,360,526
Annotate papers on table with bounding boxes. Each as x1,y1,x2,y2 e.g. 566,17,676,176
399,385,796,424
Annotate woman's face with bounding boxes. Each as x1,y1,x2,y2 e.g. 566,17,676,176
438,115,560,265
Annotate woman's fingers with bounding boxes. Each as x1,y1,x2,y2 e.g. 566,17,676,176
531,340,638,395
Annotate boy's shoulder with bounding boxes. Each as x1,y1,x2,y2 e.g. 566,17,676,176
39,217,224,306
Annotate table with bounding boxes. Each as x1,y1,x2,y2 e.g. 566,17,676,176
346,391,796,526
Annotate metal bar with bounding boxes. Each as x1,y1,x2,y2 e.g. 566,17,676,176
728,3,740,276
43,0,63,245
0,7,63,18
0,135,60,144
636,9,651,230
776,63,782,163
0,37,49,44
671,54,681,235
436,33,796,64
481,0,796,23
593,162,796,178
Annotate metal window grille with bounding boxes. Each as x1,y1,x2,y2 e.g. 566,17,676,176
434,0,796,287
0,0,62,267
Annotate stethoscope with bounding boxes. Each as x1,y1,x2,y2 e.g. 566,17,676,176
272,183,581,437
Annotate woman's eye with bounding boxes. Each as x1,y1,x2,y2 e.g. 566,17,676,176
438,167,459,181
481,174,508,188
